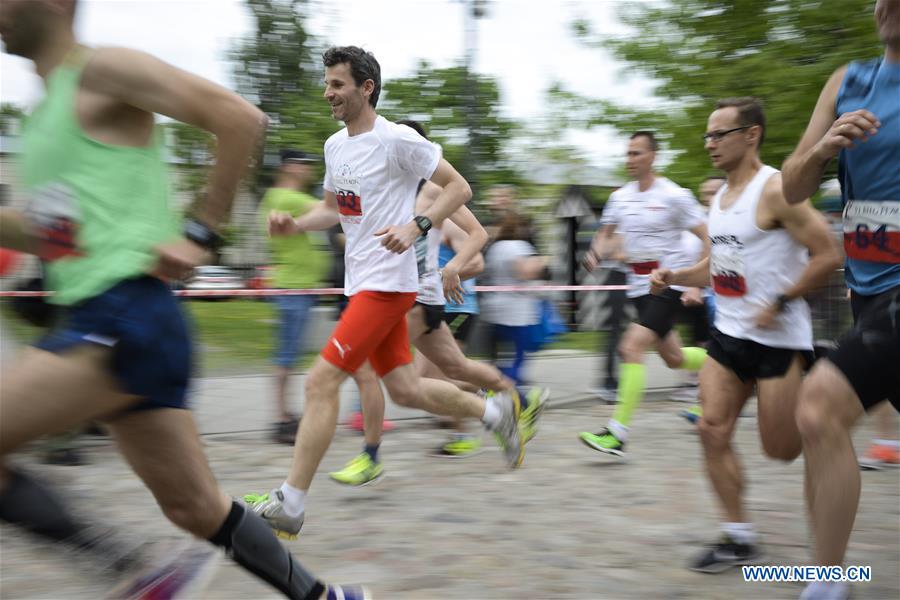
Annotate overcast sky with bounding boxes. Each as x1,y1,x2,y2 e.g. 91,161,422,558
0,0,656,167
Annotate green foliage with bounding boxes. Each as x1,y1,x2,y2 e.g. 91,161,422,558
379,62,522,194
567,0,881,191
232,0,338,170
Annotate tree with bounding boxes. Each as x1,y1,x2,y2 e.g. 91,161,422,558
231,0,337,160
563,0,880,191
378,62,522,193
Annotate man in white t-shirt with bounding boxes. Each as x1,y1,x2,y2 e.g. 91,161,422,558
579,131,709,457
244,47,526,539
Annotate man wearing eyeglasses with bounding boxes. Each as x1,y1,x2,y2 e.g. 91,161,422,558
781,1,900,598
651,97,841,574
579,131,709,458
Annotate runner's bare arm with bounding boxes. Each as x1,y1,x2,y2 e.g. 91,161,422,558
81,47,268,230
689,222,710,261
0,207,39,254
584,223,617,271
782,65,881,204
443,219,484,281
765,177,843,302
0,209,38,254
270,191,340,235
378,159,472,253
652,257,711,292
441,206,487,303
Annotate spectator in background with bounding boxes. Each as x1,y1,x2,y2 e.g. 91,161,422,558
481,211,549,386
589,226,629,404
484,184,517,240
260,149,330,444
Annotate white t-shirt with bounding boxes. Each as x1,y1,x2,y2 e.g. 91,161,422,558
481,240,541,327
600,177,705,298
324,116,441,296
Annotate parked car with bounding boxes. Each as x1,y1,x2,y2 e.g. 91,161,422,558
185,266,242,300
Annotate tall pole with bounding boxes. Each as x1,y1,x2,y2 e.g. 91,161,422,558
462,0,484,200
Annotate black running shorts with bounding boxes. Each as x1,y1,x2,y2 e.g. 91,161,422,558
633,289,683,338
443,312,478,343
415,301,446,334
828,287,900,411
708,327,814,382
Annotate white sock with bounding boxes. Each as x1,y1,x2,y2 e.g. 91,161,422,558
873,439,900,449
279,482,306,518
722,522,757,545
607,419,629,442
481,395,502,430
799,581,849,600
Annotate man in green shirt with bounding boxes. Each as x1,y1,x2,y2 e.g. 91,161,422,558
260,150,330,444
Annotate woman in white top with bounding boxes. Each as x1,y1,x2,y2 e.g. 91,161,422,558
481,211,549,385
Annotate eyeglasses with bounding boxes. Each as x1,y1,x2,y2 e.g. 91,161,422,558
702,126,750,143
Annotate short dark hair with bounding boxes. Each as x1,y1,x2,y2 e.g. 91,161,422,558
397,119,428,140
715,97,766,148
630,131,658,152
322,46,382,108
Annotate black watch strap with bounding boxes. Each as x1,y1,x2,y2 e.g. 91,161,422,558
775,293,790,312
184,218,224,250
414,215,432,234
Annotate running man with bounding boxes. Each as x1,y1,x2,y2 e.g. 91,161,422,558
579,131,709,457
0,2,364,598
652,97,841,573
782,2,900,597
328,121,546,484
246,47,525,538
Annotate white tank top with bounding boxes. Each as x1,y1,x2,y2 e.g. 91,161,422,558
415,226,445,306
709,165,812,350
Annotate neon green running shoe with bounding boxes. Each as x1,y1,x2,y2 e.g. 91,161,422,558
429,435,483,458
521,387,549,443
241,489,304,540
680,404,702,425
578,428,626,457
328,453,384,487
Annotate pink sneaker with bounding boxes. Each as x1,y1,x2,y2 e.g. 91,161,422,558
346,411,394,433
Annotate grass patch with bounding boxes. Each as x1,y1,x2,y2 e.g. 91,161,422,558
2,299,623,377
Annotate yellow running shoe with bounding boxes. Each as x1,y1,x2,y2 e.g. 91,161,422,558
328,453,384,487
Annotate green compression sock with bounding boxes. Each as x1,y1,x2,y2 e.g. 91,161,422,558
611,363,646,427
679,346,707,372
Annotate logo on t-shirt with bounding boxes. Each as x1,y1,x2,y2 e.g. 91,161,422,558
24,182,84,261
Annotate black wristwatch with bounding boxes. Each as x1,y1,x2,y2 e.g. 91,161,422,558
414,215,433,234
184,218,224,250
774,293,790,312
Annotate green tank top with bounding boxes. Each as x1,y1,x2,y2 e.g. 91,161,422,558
20,49,178,305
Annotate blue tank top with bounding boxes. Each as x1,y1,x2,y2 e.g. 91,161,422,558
438,242,479,314
835,58,900,295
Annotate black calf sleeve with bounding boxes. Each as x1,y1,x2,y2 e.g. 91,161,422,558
209,501,324,600
0,469,83,541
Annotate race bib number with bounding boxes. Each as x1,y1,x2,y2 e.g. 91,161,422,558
333,171,363,219
843,200,900,264
711,250,747,297
24,183,84,262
